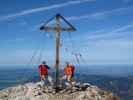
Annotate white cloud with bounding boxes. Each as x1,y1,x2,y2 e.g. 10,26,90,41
67,6,133,20
123,0,132,3
88,23,133,40
0,0,95,21
3,38,26,44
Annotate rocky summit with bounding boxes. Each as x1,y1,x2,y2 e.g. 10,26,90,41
0,82,119,100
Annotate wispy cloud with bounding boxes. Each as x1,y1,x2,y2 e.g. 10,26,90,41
123,0,132,3
0,0,95,21
34,6,133,31
67,6,133,20
7,38,25,43
88,23,133,40
70,22,133,45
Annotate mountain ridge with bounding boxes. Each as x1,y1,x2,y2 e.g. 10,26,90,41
0,82,119,100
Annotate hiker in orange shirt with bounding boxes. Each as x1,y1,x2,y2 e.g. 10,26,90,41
61,62,76,87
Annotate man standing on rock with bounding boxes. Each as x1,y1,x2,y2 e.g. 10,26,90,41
38,61,53,86
61,62,76,88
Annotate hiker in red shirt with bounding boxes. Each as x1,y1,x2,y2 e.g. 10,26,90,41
38,61,53,86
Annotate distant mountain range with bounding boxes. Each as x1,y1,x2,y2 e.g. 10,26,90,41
75,73,130,100
0,65,131,100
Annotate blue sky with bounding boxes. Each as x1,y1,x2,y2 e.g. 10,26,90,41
0,0,133,66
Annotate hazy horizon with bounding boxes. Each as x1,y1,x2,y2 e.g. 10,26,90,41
0,64,131,77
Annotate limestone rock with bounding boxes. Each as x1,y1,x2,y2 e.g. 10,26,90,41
0,82,119,100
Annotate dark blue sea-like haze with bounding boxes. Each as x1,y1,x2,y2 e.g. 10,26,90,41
0,64,132,100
